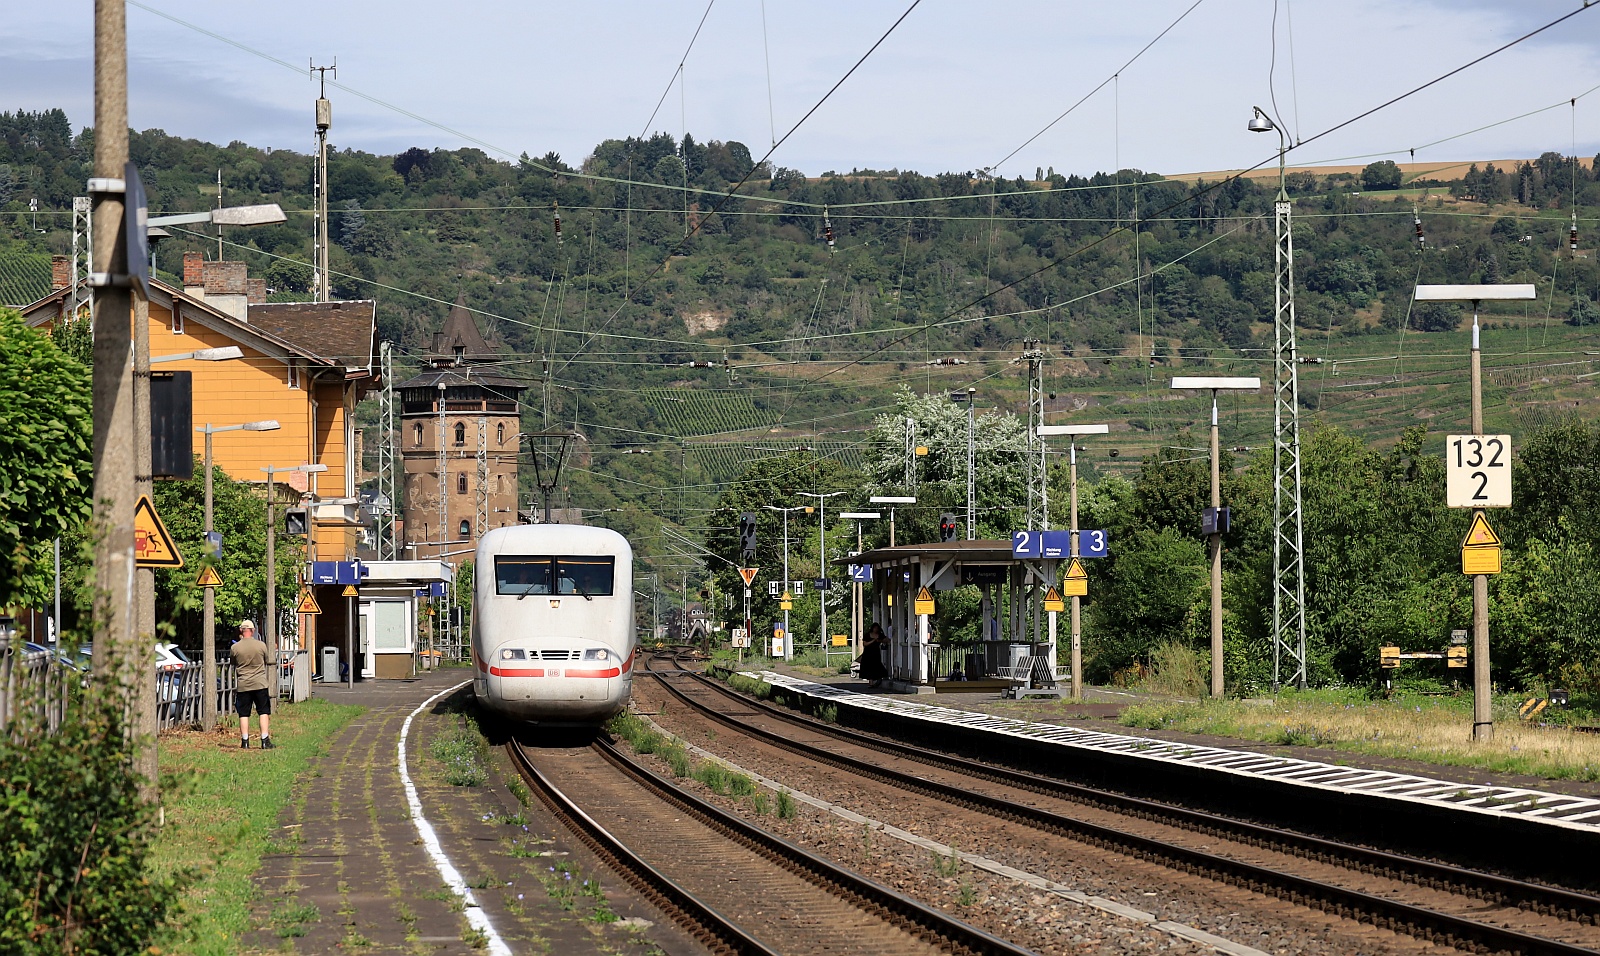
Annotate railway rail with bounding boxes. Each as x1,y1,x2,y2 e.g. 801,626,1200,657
505,733,1038,956
645,656,1600,956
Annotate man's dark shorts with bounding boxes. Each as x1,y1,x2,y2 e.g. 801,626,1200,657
236,688,272,718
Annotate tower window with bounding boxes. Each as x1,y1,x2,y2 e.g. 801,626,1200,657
497,423,505,444
458,520,471,540
412,423,423,446
457,474,468,495
453,422,466,446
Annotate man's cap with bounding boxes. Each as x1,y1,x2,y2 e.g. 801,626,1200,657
239,619,257,631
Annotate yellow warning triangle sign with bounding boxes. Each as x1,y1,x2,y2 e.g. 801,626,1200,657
1463,513,1501,548
195,566,223,588
296,589,322,614
1043,586,1066,612
342,584,360,597
133,495,184,568
1064,558,1088,580
916,586,934,603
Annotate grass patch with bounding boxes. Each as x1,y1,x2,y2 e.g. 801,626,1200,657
776,789,797,820
432,720,490,787
931,846,962,877
1117,688,1600,781
150,697,361,955
269,900,320,938
727,673,773,699
816,703,838,724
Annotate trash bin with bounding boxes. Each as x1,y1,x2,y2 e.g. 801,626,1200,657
321,646,340,682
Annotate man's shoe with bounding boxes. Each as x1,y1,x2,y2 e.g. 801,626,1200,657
261,737,276,750
240,737,250,749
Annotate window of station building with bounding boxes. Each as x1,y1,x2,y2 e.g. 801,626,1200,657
170,306,184,335
286,361,300,390
412,423,423,446
494,555,615,597
453,422,466,446
459,520,471,540
457,473,468,495
496,423,505,444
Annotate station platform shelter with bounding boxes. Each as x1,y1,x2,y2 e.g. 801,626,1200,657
838,541,1067,694
305,559,453,681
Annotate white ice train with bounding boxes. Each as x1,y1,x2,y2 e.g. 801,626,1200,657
471,524,636,724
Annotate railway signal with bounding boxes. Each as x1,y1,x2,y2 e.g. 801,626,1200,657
938,514,958,543
738,512,757,565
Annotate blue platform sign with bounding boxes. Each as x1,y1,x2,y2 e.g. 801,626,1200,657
1010,530,1043,558
1078,529,1110,558
1040,530,1071,558
311,560,368,585
848,564,872,583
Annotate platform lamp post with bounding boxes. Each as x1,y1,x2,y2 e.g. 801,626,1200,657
1415,282,1536,742
949,389,978,538
869,496,916,547
196,419,280,730
799,491,846,657
764,504,805,661
1170,377,1260,698
260,463,328,684
839,512,879,655
1036,423,1109,700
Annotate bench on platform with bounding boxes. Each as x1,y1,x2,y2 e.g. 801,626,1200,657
997,655,1068,699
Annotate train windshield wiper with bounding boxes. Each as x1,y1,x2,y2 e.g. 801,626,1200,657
515,581,544,601
573,579,593,601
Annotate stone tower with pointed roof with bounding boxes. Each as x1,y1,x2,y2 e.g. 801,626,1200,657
395,297,525,559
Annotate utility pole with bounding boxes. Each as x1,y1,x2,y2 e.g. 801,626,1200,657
1469,313,1490,741
90,0,139,741
966,389,976,539
311,60,335,303
1172,378,1259,698
765,504,803,661
1250,106,1309,693
1023,339,1045,529
903,417,915,489
377,342,396,559
476,414,489,541
436,382,448,556
799,492,844,654
840,513,878,656
1038,424,1108,700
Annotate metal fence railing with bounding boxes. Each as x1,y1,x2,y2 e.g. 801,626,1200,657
0,645,71,735
157,662,237,732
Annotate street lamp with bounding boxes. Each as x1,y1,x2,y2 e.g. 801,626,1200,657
763,504,805,660
195,419,279,730
1037,423,1109,700
1415,282,1536,741
1170,377,1260,698
260,463,327,682
949,389,977,539
839,512,879,655
799,492,846,657
869,496,916,547
150,346,244,365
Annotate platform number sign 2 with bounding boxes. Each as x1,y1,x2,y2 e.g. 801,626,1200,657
1446,435,1511,509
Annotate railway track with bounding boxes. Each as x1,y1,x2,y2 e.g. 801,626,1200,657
646,657,1600,956
505,734,1039,956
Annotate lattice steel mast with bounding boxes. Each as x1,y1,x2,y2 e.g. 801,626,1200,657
377,341,397,559
1251,106,1308,690
1023,338,1046,528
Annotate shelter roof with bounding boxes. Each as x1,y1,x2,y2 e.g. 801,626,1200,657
836,540,1019,567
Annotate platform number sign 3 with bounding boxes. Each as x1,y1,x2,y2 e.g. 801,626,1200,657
1446,435,1511,509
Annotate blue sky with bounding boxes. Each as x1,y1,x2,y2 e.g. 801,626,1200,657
7,1,1600,179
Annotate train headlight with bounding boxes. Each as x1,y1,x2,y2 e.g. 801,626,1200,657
500,648,526,660
582,648,611,661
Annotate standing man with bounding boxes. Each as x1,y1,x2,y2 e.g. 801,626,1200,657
231,620,274,749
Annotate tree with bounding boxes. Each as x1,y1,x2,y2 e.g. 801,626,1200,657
0,309,92,606
1566,293,1600,327
1361,160,1403,191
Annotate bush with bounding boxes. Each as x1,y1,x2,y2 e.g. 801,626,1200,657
0,693,187,954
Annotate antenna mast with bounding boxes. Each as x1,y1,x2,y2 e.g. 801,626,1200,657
310,59,336,302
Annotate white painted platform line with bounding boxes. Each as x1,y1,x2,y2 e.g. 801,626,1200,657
746,671,1600,834
399,680,513,956
633,709,1269,956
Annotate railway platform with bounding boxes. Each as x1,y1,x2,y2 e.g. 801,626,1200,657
741,667,1600,886
242,670,695,955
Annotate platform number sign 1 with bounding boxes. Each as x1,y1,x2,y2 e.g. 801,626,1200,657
1446,435,1512,509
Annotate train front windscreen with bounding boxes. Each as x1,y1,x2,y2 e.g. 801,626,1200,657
494,555,616,598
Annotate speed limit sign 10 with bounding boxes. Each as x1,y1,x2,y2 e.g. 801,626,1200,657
1446,434,1512,508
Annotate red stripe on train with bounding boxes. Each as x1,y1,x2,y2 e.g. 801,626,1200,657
564,667,621,678
488,666,545,677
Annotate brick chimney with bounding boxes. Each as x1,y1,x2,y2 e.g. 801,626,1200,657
246,278,266,304
51,255,70,290
182,252,205,293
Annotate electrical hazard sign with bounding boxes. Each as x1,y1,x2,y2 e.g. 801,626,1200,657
295,589,322,615
1461,513,1503,575
1462,513,1501,548
195,566,223,588
133,495,183,568
1061,557,1088,597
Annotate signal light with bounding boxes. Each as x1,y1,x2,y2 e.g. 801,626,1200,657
738,512,758,564
938,513,958,543
284,508,308,537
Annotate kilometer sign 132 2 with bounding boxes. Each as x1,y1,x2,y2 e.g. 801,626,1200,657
1446,434,1511,509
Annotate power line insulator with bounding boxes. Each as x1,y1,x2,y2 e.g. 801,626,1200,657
1413,207,1425,250
1571,212,1579,253
823,206,835,253
553,201,563,245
